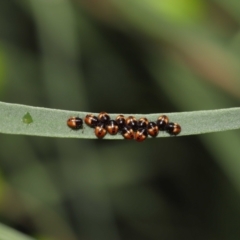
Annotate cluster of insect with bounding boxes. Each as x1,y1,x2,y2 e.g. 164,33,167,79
67,112,181,142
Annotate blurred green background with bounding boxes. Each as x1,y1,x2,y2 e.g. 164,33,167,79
1,0,240,239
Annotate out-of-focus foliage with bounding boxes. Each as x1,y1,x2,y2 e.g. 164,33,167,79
0,0,240,239
0,222,36,240
116,0,206,26
0,44,6,92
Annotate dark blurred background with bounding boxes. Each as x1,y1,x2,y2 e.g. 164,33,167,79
1,0,240,239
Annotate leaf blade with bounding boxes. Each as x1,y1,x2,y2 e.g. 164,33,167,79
0,101,239,139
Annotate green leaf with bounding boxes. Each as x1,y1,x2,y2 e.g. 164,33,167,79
0,222,36,240
117,0,205,24
0,101,239,139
